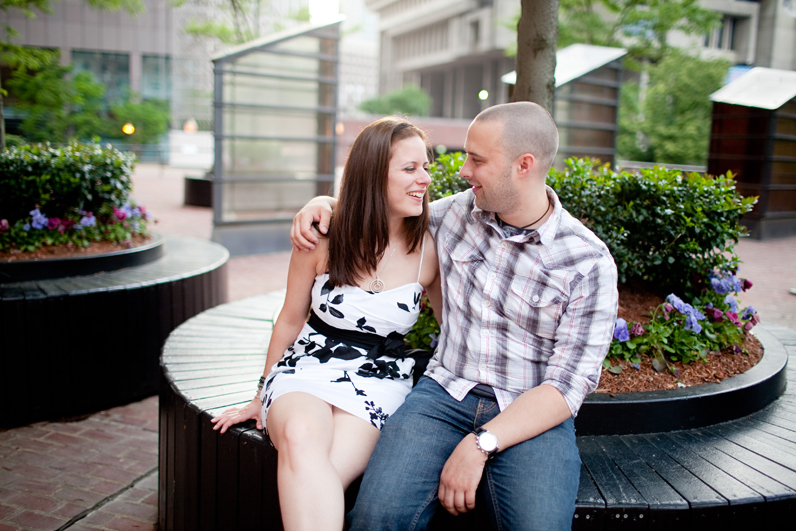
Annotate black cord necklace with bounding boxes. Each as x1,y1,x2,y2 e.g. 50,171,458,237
519,200,552,229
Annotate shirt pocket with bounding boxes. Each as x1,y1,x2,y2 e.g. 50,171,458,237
503,273,566,341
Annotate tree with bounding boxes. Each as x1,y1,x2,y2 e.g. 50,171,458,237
7,59,105,143
104,96,170,145
513,0,559,112
557,0,720,67
175,0,311,45
636,51,728,165
358,84,431,117
0,0,144,148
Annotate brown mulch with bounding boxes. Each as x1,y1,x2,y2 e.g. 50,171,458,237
596,287,763,394
0,234,152,262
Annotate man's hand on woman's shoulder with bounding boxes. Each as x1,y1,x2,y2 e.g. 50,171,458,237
291,196,336,252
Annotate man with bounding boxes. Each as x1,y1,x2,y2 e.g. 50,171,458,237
291,102,618,530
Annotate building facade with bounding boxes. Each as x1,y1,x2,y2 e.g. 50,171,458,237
367,0,796,121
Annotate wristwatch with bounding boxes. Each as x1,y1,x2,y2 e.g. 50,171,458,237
473,427,499,459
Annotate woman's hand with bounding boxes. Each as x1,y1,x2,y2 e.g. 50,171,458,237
211,399,263,434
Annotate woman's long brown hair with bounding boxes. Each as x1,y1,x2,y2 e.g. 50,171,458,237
327,117,430,288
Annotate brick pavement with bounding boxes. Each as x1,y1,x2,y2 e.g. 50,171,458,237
1,162,794,530
0,398,158,531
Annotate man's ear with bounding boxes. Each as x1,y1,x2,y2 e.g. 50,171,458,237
516,153,535,178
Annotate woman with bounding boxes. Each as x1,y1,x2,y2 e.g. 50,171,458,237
211,117,441,531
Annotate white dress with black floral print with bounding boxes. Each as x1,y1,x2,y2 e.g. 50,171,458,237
260,273,423,430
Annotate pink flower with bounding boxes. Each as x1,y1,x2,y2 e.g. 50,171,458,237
114,208,127,221
629,322,646,337
742,279,753,291
62,219,75,230
743,321,755,332
662,302,674,320
707,307,724,322
0,219,8,231
47,217,61,230
725,311,742,327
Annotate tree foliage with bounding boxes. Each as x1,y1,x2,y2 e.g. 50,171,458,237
359,84,431,117
8,54,169,145
623,51,728,165
557,0,720,67
0,0,145,148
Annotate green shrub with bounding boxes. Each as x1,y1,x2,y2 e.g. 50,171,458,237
548,158,756,297
0,141,150,253
428,151,469,200
0,141,134,223
406,154,760,370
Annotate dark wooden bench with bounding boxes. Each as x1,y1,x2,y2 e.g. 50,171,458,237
159,294,796,530
0,235,228,427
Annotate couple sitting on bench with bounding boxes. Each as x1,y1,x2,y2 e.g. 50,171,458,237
211,102,619,531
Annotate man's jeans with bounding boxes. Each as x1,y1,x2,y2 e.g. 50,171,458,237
347,377,581,531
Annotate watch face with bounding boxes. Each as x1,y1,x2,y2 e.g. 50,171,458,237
479,432,498,453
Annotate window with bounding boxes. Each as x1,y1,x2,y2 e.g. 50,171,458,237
142,55,172,101
72,51,130,104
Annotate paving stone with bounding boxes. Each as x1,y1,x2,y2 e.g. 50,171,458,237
9,510,68,530
104,515,157,531
54,486,106,507
4,479,58,496
6,492,63,512
102,499,158,521
0,504,20,521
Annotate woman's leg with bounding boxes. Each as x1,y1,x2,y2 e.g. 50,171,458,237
267,392,339,531
329,407,381,489
266,393,381,531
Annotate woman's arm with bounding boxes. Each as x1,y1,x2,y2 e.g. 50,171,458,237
212,243,324,433
419,232,443,326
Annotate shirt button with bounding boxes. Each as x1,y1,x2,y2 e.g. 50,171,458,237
484,300,491,307
482,329,490,336
532,294,540,302
490,272,497,280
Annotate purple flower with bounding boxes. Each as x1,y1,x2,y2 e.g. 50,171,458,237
613,318,630,342
79,213,96,227
711,277,730,295
23,223,31,231
47,217,60,230
731,344,743,355
741,306,756,320
684,313,703,334
113,208,127,221
662,302,674,320
724,294,738,313
0,219,8,231
742,278,753,291
630,322,646,337
29,208,48,230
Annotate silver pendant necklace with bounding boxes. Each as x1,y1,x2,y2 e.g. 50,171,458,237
370,247,396,293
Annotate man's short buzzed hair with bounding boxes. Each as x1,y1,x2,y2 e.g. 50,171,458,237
475,102,559,174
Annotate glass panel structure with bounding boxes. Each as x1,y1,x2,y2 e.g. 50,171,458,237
213,21,340,225
553,64,622,166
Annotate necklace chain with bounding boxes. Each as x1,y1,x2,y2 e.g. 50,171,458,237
519,200,552,230
369,247,396,293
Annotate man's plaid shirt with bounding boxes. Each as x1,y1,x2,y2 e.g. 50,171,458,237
425,187,618,417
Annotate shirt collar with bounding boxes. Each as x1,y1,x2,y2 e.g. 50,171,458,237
471,186,562,246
